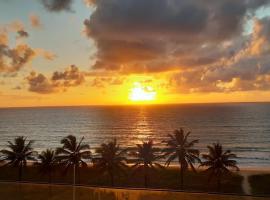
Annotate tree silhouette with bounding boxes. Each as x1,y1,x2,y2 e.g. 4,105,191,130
200,142,239,192
131,140,162,188
94,139,127,186
37,149,57,183
56,135,91,185
163,128,200,189
0,136,36,181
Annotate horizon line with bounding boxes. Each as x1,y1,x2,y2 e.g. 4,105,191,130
1,101,270,109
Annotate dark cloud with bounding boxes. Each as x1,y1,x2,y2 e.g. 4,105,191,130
84,0,269,74
0,44,35,75
26,71,56,94
17,30,29,38
41,0,73,12
169,17,270,93
82,0,270,93
26,65,86,94
51,65,85,86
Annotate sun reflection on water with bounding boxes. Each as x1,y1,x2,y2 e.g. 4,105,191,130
132,107,153,145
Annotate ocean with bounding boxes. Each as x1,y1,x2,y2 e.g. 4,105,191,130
0,103,270,169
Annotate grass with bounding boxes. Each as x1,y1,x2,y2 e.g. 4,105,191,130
0,165,243,194
248,174,270,196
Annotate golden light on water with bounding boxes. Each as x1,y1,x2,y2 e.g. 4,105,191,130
129,82,156,102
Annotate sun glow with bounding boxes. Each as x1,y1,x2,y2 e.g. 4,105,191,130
129,82,156,102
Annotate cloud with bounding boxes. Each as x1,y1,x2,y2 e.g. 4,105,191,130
0,22,35,75
0,32,8,45
248,18,270,56
83,0,96,7
82,0,270,93
168,17,270,93
12,86,22,90
84,0,269,74
7,21,24,32
35,48,56,61
41,0,73,12
26,65,86,94
26,71,56,94
90,77,125,88
51,65,85,86
0,43,35,74
17,30,29,38
0,20,57,75
29,14,42,28
42,51,56,60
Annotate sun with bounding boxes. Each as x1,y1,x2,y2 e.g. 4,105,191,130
129,82,156,102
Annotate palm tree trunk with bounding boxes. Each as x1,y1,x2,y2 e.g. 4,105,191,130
179,160,184,190
73,164,76,200
49,171,52,199
77,166,80,184
217,175,221,193
74,165,77,185
144,165,148,188
180,166,184,190
18,164,23,182
109,170,114,186
49,171,52,184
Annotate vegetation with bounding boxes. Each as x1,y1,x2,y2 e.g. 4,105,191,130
163,129,200,189
248,174,270,196
56,135,91,185
0,128,246,195
0,136,36,181
94,139,127,186
200,143,239,192
36,149,57,183
0,164,243,194
131,140,163,187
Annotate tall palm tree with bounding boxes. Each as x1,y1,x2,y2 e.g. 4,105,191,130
200,142,239,192
163,128,200,189
0,136,36,181
56,135,91,185
94,139,127,186
131,140,162,188
37,149,57,183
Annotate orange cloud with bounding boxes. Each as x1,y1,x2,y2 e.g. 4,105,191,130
26,65,86,94
29,14,42,28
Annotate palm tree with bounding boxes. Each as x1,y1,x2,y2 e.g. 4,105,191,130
37,149,57,183
56,135,91,185
0,136,36,181
131,140,162,188
94,139,127,186
163,128,200,189
200,142,239,192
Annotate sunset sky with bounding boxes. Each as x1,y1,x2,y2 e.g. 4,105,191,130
1,0,270,107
